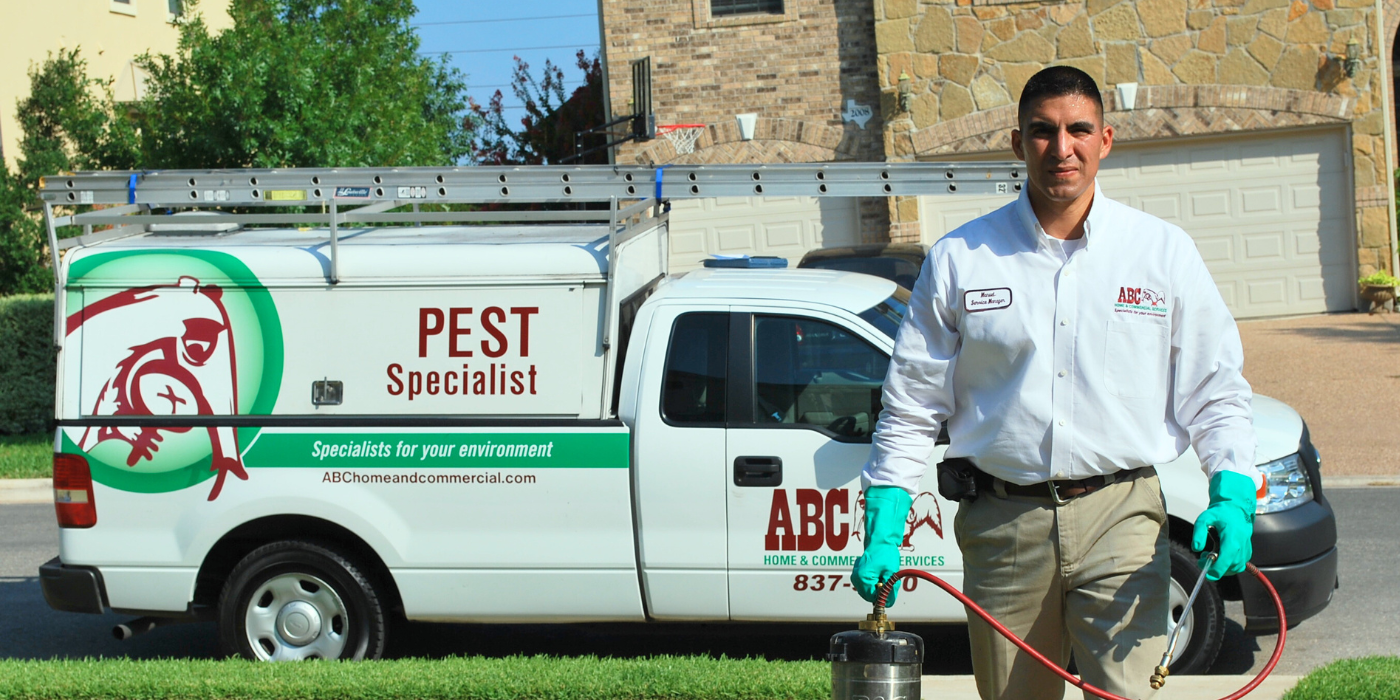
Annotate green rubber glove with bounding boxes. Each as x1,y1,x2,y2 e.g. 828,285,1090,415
1191,470,1258,581
851,485,913,606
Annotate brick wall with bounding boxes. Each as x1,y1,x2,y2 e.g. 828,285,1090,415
599,0,892,239
601,0,885,160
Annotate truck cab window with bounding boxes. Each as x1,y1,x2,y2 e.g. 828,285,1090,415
662,313,729,424
753,316,889,440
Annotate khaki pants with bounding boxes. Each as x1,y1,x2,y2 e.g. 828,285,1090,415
953,469,1170,700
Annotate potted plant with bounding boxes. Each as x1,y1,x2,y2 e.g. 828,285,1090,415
1358,271,1400,313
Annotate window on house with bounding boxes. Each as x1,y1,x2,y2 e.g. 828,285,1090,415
711,0,783,17
110,0,137,16
168,0,183,16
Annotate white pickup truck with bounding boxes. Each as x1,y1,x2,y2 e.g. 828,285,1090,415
37,166,1334,673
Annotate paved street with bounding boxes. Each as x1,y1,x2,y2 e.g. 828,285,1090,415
2,487,1395,676
1210,487,1400,676
1240,312,1400,477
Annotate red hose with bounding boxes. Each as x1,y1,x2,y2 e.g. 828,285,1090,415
875,564,1286,700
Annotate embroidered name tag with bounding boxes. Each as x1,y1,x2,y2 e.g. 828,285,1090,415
965,288,1012,312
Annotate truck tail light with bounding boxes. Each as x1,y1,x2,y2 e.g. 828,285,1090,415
53,453,96,529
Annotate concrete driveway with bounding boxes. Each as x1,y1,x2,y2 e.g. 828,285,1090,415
1239,311,1400,477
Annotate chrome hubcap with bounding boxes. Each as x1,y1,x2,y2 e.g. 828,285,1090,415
275,600,323,645
245,573,348,661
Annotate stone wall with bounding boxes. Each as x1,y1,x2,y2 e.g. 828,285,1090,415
599,0,891,240
874,0,1396,274
1385,0,1398,162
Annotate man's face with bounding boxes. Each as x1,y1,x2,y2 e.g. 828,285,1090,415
1011,94,1113,205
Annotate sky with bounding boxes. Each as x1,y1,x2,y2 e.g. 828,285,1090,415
411,1,603,118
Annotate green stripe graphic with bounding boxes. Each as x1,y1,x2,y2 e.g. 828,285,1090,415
242,431,629,469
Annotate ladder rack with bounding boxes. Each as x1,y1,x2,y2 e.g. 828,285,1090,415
40,162,1023,209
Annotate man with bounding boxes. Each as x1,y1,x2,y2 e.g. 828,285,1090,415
850,66,1262,699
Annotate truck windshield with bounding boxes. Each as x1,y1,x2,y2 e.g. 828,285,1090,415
857,286,911,340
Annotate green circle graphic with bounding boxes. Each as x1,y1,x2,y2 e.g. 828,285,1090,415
64,249,284,493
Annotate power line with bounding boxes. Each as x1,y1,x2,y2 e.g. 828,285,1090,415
422,43,597,55
477,102,586,111
473,81,586,89
413,13,595,27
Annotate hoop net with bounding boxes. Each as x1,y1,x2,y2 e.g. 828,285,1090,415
657,124,706,155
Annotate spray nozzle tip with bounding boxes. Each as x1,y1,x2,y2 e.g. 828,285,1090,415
1149,664,1170,689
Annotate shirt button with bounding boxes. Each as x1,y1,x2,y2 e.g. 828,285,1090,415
1056,471,1066,479
1058,420,1066,426
1060,319,1068,326
1058,370,1067,377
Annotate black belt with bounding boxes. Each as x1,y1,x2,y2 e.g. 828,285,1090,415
973,466,1153,504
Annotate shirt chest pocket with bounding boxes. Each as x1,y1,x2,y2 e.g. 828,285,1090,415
1103,320,1169,400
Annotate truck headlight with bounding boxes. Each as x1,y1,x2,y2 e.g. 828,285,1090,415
1256,453,1313,514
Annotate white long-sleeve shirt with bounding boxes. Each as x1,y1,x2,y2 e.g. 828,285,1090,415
864,183,1262,492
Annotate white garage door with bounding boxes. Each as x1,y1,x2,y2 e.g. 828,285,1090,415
666,196,861,273
919,129,1355,319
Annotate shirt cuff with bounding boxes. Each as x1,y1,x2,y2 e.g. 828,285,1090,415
861,456,929,496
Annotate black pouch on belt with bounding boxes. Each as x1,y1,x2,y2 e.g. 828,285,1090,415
936,457,978,502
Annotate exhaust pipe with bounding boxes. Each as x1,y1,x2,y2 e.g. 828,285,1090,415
113,616,181,641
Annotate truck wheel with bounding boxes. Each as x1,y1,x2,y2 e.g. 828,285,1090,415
218,540,386,661
1165,540,1225,675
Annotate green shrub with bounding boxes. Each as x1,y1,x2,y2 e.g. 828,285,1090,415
1284,656,1400,700
0,294,56,434
0,655,828,700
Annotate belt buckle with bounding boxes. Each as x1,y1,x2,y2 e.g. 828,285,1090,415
1048,480,1072,506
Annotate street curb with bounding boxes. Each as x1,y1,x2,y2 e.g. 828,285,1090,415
1324,475,1400,488
0,478,51,504
922,674,1301,700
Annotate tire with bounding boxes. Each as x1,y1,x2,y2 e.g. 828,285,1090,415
218,540,386,661
1165,539,1225,675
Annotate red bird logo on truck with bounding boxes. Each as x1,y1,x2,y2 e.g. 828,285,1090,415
853,491,944,550
66,276,247,500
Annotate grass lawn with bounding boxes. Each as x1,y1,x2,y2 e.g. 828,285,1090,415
0,655,827,700
0,653,1395,700
0,433,50,479
1284,656,1400,700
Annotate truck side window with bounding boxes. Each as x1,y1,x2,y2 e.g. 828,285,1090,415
753,315,888,440
662,313,729,425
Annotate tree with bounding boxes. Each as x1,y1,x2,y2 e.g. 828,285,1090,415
472,50,606,165
0,49,128,295
13,49,138,185
0,0,478,295
0,169,51,295
134,0,474,168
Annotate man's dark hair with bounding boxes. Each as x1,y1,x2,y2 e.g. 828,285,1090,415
1017,66,1103,126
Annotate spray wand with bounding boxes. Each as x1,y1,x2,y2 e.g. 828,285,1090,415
1149,551,1218,689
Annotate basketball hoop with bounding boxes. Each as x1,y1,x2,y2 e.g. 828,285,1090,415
657,124,706,155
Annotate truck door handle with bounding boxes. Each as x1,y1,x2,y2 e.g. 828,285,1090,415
734,456,782,487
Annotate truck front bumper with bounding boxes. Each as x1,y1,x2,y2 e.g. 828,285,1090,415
1240,545,1337,634
39,556,106,614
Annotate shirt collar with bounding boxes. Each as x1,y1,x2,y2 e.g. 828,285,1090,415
1015,180,1106,252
